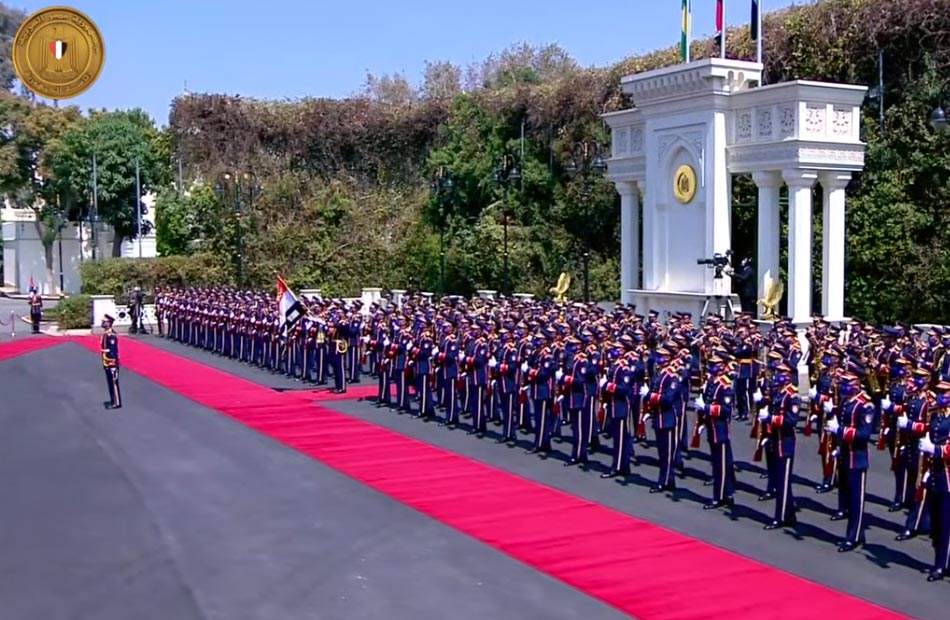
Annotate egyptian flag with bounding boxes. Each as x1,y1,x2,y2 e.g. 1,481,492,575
49,40,67,60
276,275,304,335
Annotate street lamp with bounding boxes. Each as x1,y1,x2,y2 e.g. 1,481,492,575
215,172,258,289
491,154,521,297
930,103,949,133
430,167,454,297
563,141,608,303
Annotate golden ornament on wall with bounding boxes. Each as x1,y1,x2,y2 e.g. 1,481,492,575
673,164,697,204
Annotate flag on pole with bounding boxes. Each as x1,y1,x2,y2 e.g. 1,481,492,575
681,0,692,62
716,0,726,58
276,276,304,334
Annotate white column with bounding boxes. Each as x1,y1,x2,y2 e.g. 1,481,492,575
752,171,782,319
820,171,850,321
618,181,641,303
783,169,818,324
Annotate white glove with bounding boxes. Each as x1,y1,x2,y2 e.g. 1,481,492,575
822,399,833,414
897,415,910,430
694,396,705,409
406,343,413,353
919,435,937,455
643,414,652,424
599,376,608,388
825,417,840,434
808,387,818,400
361,335,370,344
555,369,564,381
488,357,498,368
881,396,893,411
753,389,763,404
757,408,769,422
639,385,649,397
383,338,391,348
520,362,529,374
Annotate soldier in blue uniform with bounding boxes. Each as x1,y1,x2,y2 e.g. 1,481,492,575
100,314,122,409
918,381,950,581
895,368,935,540
644,347,681,493
414,330,435,419
527,342,555,454
825,372,874,552
760,361,799,528
697,352,736,509
497,338,520,443
734,333,759,421
600,342,632,477
440,333,461,427
28,286,43,334
328,312,348,394
880,357,912,511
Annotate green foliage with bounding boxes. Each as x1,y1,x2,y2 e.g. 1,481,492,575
52,294,92,329
79,254,232,298
45,109,162,256
0,4,26,91
154,183,226,256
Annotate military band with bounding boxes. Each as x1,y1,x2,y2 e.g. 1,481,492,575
155,286,950,582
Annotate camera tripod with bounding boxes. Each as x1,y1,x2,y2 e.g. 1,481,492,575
700,270,736,321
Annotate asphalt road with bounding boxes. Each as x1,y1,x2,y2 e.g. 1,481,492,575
0,342,626,620
147,335,950,620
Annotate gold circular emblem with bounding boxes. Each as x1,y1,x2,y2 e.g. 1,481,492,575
673,164,697,204
11,6,106,100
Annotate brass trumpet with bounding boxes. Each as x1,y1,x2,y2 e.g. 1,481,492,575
335,339,349,355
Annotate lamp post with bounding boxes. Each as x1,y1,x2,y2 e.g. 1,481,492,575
491,154,521,297
430,167,454,297
54,199,65,293
930,102,949,133
563,141,608,303
215,172,258,289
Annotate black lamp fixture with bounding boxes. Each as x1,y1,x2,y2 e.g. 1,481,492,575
430,167,455,297
215,172,259,290
491,154,521,297
930,104,948,134
563,140,608,303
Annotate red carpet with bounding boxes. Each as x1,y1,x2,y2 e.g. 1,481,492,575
74,337,904,620
0,337,63,362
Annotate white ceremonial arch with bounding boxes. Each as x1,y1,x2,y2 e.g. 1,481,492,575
604,58,866,325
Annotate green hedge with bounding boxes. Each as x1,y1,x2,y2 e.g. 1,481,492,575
79,254,232,301
52,294,92,329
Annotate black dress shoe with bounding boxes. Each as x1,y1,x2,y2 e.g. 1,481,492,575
830,512,847,522
564,459,581,467
704,499,732,510
888,502,904,513
601,470,620,479
837,540,861,553
895,530,916,541
927,569,945,582
758,493,775,502
649,486,664,493
816,484,833,494
764,520,782,530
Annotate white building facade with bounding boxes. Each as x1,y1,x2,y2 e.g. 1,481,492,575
604,58,866,324
2,193,157,295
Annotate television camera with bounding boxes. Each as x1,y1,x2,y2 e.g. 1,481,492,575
697,250,733,279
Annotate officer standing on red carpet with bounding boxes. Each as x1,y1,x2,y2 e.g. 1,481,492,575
100,314,122,409
825,371,873,552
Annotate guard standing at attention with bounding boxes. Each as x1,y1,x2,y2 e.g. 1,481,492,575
697,351,736,510
100,314,122,409
28,286,43,334
918,381,950,581
760,361,799,529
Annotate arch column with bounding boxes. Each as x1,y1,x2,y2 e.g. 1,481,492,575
752,171,782,319
783,169,818,324
820,171,850,321
617,181,642,304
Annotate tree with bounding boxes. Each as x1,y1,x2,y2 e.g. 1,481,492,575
361,71,417,106
0,93,81,292
45,109,163,257
0,4,27,92
420,61,462,100
154,182,226,256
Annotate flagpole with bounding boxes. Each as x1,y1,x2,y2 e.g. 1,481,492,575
755,0,763,65
135,157,142,258
720,0,726,59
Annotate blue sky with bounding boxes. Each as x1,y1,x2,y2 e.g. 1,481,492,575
14,1,801,125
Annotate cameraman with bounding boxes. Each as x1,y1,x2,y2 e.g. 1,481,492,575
725,257,757,313
130,286,145,334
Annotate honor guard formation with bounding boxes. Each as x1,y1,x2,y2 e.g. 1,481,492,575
156,287,950,583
